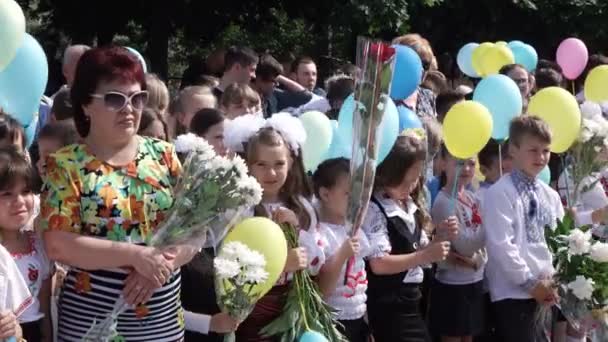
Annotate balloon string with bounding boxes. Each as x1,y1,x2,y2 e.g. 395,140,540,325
498,143,503,178
449,161,464,215
571,81,576,96
561,155,571,207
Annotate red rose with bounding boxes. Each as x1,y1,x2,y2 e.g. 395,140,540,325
369,43,395,63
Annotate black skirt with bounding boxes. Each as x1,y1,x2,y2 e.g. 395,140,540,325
338,317,369,342
429,280,484,337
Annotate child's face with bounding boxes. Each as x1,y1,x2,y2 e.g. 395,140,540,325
319,173,350,220
445,156,476,187
203,121,227,156
179,95,216,128
224,100,258,120
249,144,291,201
481,158,501,184
37,137,62,177
385,160,424,201
0,132,23,152
511,135,550,178
0,181,34,231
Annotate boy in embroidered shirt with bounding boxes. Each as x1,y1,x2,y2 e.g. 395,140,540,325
483,116,564,342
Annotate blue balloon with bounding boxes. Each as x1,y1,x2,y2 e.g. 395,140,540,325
0,34,48,126
457,43,480,78
538,165,551,185
336,94,400,164
323,122,350,161
390,45,423,100
24,113,38,148
511,44,538,72
397,105,422,132
473,74,522,140
508,40,526,49
126,47,147,73
299,331,329,342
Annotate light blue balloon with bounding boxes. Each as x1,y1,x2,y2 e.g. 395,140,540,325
24,112,38,148
473,74,522,140
126,46,147,73
299,331,329,342
538,165,551,185
336,94,400,164
511,44,538,72
397,105,422,132
323,123,350,161
508,40,526,49
0,34,48,126
390,45,423,100
457,43,480,78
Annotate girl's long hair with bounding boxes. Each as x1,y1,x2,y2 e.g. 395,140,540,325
246,127,313,229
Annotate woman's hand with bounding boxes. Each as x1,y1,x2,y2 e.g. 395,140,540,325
272,207,299,228
0,311,19,339
130,246,172,287
210,312,240,333
436,216,459,241
123,271,160,306
285,247,308,272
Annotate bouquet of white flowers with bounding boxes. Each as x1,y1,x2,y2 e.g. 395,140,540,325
214,241,269,342
542,216,608,340
83,133,263,341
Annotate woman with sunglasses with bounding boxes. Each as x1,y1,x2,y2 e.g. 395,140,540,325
41,46,195,341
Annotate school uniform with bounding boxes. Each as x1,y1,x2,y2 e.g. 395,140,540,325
362,194,431,342
483,170,564,342
430,190,486,337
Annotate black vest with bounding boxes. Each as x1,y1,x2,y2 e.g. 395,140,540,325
366,196,423,306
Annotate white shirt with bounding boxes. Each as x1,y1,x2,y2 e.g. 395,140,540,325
0,244,32,317
432,190,486,285
558,169,608,237
317,222,371,320
362,195,429,284
483,174,564,302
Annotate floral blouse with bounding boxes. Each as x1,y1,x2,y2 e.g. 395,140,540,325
40,137,181,244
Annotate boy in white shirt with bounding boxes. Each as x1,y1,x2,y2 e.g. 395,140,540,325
483,116,564,342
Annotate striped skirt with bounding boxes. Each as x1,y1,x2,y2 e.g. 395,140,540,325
57,267,184,342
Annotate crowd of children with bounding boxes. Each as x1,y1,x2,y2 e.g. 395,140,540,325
0,37,605,342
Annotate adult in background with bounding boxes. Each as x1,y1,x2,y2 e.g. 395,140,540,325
41,46,196,341
52,45,91,99
253,54,312,117
393,34,438,119
292,56,326,97
214,46,259,101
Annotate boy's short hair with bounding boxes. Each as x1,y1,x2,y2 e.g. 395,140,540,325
291,56,315,73
478,139,509,169
224,46,258,71
256,54,283,81
38,120,79,147
175,86,216,113
509,115,552,147
436,89,465,122
51,88,74,121
534,68,563,90
220,83,260,108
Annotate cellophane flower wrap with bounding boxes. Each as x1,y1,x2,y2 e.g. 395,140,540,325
344,37,396,280
214,241,269,342
83,133,263,341
563,101,608,207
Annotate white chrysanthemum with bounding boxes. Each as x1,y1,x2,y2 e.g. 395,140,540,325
243,267,269,284
590,242,608,262
240,248,267,268
232,155,249,177
580,127,594,143
581,101,603,120
220,241,249,261
265,112,307,155
214,258,241,280
568,275,595,300
209,156,234,172
223,114,265,153
238,176,263,205
566,228,593,255
174,133,216,155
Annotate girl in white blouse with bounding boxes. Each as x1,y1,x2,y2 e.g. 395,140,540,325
312,158,371,342
362,133,458,342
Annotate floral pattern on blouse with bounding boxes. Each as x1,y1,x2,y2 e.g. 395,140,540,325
40,137,181,245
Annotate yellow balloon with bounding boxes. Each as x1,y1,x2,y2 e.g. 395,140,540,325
220,217,288,298
443,101,493,159
472,42,494,77
495,41,508,47
527,87,581,153
480,45,515,76
0,0,25,70
584,65,608,102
